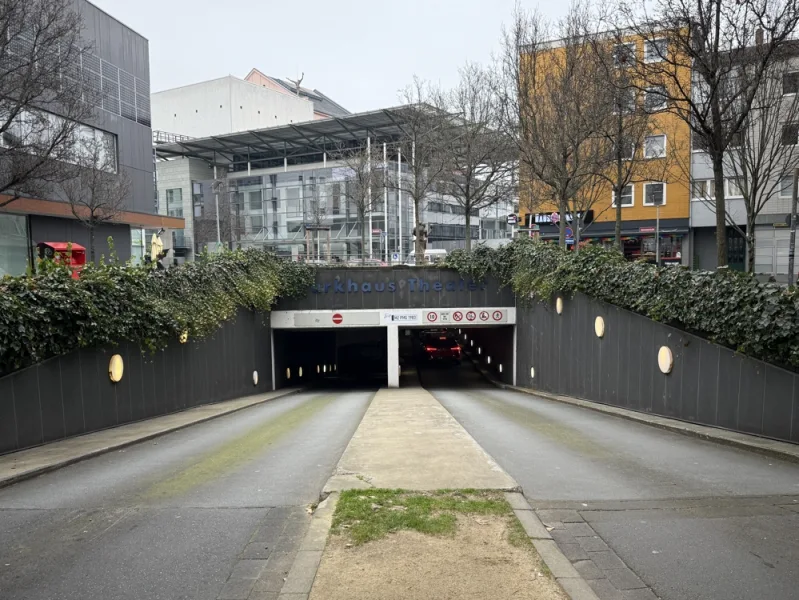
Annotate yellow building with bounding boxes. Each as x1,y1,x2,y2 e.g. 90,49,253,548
521,32,692,264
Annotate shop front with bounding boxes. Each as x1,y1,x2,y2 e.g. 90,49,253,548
530,214,689,266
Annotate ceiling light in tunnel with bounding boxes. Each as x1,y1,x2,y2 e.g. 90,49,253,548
286,368,291,380
317,365,321,374
487,356,492,364
498,364,503,373
478,347,482,355
470,340,474,347
323,365,327,373
299,367,303,378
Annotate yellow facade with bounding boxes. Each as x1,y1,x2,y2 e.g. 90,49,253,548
521,32,692,249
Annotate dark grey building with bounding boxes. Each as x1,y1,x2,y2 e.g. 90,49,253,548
0,0,183,276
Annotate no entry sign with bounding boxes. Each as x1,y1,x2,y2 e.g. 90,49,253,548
332,313,343,325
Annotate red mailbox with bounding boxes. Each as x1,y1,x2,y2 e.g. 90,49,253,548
37,242,87,279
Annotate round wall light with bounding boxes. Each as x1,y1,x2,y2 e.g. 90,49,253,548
286,368,291,380
594,316,605,338
317,365,321,374
323,365,327,373
658,346,674,374
487,356,492,365
109,354,124,383
299,367,304,378
179,331,189,344
253,371,259,386
530,367,535,379
556,297,564,315
498,364,503,373
478,347,482,355
470,340,474,347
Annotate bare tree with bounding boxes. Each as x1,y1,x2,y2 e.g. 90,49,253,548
0,0,95,207
336,144,384,263
438,64,516,251
390,82,450,261
620,0,799,267
304,174,329,260
59,134,130,262
499,3,612,247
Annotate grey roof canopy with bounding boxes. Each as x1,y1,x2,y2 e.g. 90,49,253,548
154,107,421,170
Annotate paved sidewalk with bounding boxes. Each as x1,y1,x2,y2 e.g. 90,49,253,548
324,386,518,492
0,388,299,488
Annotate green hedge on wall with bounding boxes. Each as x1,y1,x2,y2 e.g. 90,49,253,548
444,239,799,369
0,248,315,377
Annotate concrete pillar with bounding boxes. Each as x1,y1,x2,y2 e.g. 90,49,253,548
387,325,399,388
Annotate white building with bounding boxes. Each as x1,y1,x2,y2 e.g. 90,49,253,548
151,75,315,139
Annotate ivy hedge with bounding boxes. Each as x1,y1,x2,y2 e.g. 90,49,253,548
0,248,315,377
444,239,799,369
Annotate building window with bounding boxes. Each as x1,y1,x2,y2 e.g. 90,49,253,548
613,42,636,68
251,215,264,232
781,122,799,145
0,214,29,277
614,88,636,114
644,86,668,112
249,190,263,212
643,182,666,206
780,176,794,198
612,137,635,160
644,134,667,158
726,177,743,198
166,189,183,217
783,72,799,95
691,179,713,199
612,185,634,207
644,38,667,63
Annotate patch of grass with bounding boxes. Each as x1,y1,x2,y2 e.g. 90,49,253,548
506,514,533,549
332,489,512,545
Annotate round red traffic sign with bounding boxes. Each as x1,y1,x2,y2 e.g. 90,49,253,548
427,311,438,322
466,311,476,322
479,311,490,321
453,311,463,322
332,313,343,325
493,310,503,321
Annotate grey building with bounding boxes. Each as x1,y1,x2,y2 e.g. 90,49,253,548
154,109,516,262
0,0,182,276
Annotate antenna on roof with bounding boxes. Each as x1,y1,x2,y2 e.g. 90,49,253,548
287,72,304,96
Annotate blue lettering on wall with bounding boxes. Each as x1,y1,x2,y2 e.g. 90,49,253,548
310,278,487,294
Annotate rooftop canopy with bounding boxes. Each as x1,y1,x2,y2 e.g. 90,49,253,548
154,106,429,171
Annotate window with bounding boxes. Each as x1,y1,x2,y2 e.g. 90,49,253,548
644,134,667,158
691,179,713,199
781,122,799,145
644,86,668,112
644,39,667,63
612,185,634,207
0,214,29,277
166,189,183,217
250,215,264,231
643,182,666,206
249,190,263,211
612,138,635,160
613,42,636,68
780,176,794,198
783,72,799,95
614,88,636,114
691,131,706,152
726,177,743,198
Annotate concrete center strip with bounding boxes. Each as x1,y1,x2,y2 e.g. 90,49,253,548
324,386,519,492
0,388,302,489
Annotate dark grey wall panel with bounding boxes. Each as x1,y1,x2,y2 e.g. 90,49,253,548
29,216,133,264
0,309,273,454
515,293,799,444
283,268,515,312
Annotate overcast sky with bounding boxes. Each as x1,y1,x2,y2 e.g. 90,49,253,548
91,0,567,114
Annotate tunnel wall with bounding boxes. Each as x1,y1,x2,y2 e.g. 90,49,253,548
515,293,799,444
0,309,273,455
273,329,337,388
464,326,515,385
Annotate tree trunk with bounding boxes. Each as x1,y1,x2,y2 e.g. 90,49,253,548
360,212,366,264
89,224,96,264
746,212,756,273
711,153,728,268
465,209,472,252
614,111,624,252
558,197,567,247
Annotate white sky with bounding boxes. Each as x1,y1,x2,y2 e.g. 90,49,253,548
91,0,568,113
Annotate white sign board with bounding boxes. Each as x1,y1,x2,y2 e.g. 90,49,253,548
383,311,420,324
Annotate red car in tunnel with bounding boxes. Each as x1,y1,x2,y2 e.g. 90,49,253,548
418,332,462,366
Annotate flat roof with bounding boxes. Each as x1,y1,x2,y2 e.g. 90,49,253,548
153,106,424,167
